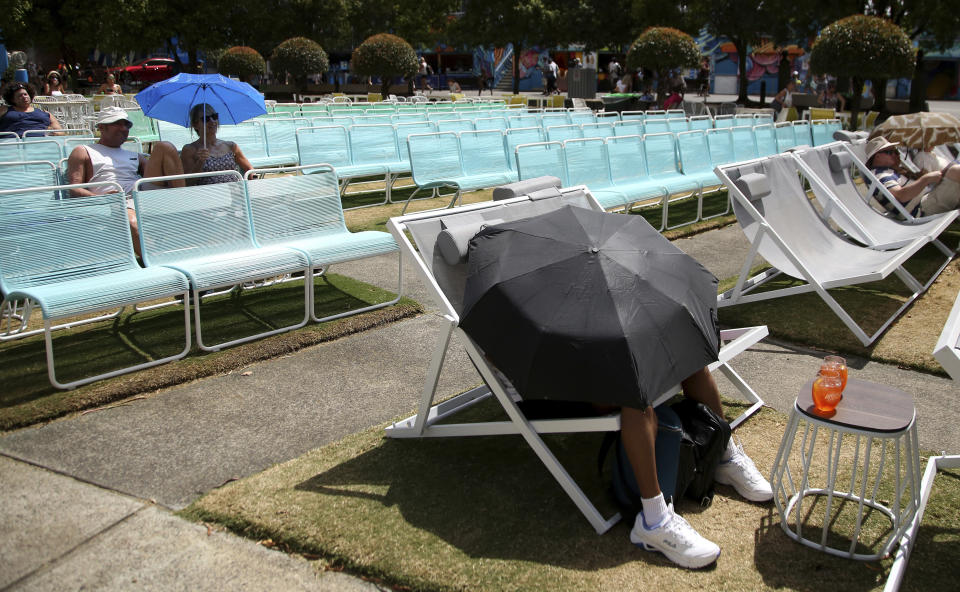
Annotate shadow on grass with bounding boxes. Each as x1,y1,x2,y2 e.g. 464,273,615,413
718,224,960,367
0,273,416,429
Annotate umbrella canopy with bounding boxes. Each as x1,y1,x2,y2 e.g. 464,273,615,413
134,73,266,128
869,112,960,150
459,205,720,409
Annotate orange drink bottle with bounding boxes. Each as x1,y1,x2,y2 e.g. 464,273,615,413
812,374,843,413
822,356,848,391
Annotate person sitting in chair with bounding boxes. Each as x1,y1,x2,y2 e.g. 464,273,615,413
67,107,185,254
865,136,960,218
607,367,772,569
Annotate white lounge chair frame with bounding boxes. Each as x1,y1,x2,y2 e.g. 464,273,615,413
716,153,941,346
386,185,768,534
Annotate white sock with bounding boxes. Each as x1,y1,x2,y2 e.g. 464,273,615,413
640,493,669,529
722,436,738,461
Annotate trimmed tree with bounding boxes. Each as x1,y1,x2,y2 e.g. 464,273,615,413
625,27,701,108
810,15,914,129
218,46,266,83
351,33,419,97
271,37,329,92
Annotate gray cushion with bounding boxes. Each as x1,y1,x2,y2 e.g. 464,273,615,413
492,176,561,201
828,151,852,173
436,217,504,265
735,172,771,202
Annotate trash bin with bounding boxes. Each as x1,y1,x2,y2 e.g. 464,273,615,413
15,69,29,83
567,67,597,99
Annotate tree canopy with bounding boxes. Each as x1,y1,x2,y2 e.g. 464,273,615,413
350,33,419,96
218,47,266,82
271,37,329,90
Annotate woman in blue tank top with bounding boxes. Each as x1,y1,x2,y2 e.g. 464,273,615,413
0,82,63,137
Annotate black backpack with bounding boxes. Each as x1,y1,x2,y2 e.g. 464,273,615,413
600,400,731,523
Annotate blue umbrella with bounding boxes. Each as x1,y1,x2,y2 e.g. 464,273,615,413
134,73,266,134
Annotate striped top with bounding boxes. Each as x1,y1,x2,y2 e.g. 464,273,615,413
871,166,920,217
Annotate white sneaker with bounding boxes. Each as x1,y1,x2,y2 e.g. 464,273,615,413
715,438,773,502
629,504,721,569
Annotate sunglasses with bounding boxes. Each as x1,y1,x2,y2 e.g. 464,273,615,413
202,113,219,123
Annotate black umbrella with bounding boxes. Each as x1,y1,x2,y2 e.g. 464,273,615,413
460,205,720,409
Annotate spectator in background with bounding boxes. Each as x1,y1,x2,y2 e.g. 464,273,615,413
607,58,621,92
697,58,710,97
818,81,846,111
544,56,559,95
0,82,62,136
99,73,122,95
615,73,631,94
417,57,433,92
42,71,66,96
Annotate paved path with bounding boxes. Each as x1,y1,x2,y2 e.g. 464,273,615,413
2,218,957,590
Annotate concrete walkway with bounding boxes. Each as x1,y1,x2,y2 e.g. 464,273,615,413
2,221,957,591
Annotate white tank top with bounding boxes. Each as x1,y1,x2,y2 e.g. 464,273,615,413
84,143,142,194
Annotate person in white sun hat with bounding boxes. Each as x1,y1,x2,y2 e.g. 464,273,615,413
865,135,960,218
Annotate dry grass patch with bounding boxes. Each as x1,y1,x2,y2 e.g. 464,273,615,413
183,401,960,592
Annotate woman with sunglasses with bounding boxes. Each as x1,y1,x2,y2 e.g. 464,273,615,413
0,82,63,136
42,71,66,96
180,103,253,185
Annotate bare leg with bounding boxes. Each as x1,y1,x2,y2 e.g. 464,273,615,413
144,141,185,187
680,367,723,417
127,208,141,258
621,406,661,499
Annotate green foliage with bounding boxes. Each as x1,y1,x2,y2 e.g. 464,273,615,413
271,37,329,85
351,34,419,79
810,14,914,80
350,33,418,95
218,46,266,81
625,27,701,74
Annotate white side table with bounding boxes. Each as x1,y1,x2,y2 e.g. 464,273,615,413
770,377,922,560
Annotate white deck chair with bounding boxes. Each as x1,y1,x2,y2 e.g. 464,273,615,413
716,153,941,346
792,144,958,255
386,184,768,535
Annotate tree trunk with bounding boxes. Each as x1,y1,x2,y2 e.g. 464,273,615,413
849,77,863,131
656,69,666,109
909,50,926,113
513,42,521,95
734,38,749,104
380,77,391,98
873,77,888,113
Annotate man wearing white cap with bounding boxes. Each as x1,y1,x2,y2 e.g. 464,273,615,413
66,106,184,254
865,135,960,217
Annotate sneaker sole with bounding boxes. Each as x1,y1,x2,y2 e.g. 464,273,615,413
714,473,774,503
631,540,720,569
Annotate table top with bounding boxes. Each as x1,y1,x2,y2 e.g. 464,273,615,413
796,377,916,433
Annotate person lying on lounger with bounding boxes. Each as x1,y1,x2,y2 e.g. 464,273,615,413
866,136,960,218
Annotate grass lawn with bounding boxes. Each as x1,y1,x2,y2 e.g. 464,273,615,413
0,273,420,430
182,399,960,592
718,223,960,376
